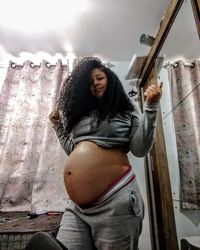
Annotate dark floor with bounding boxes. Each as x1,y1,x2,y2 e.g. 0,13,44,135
0,211,63,250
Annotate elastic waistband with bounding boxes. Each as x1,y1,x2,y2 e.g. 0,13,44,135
80,165,136,209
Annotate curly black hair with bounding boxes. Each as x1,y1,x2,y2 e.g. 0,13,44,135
58,57,134,133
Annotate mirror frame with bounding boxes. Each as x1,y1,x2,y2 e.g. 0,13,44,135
191,0,200,38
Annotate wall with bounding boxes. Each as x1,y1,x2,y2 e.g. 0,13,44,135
159,67,200,248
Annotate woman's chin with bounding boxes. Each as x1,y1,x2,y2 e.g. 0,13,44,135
95,94,103,99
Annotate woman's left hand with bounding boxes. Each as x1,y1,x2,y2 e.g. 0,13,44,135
144,82,163,104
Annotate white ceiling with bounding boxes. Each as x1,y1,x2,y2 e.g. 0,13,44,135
0,0,199,63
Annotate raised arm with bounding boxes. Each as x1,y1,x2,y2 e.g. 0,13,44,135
49,109,74,155
129,83,162,157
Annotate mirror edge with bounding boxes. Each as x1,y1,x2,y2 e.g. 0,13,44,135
138,0,184,87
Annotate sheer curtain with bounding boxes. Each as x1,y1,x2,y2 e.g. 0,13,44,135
170,60,200,209
0,59,69,213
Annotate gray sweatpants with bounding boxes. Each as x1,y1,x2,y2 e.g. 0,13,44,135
57,175,144,250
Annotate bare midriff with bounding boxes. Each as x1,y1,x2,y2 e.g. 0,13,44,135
64,141,130,205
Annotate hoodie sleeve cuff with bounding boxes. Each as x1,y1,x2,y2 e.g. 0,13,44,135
144,101,160,112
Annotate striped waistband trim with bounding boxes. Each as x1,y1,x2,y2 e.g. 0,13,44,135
80,166,136,209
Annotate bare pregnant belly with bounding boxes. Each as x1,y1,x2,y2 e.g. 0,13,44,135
64,141,130,205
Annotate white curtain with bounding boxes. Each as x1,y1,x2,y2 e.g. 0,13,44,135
0,59,69,213
170,60,200,209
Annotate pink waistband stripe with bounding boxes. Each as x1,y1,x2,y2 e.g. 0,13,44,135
81,165,136,208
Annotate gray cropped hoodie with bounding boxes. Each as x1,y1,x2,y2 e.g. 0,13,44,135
53,101,159,157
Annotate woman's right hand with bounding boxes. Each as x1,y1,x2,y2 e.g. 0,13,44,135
49,109,61,125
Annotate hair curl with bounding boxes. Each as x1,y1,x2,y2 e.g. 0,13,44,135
58,57,134,134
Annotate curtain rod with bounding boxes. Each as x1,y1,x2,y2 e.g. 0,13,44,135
0,60,114,69
0,62,70,68
163,61,196,68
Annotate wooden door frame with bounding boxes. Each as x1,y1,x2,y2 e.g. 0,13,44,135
137,1,185,250
140,66,179,250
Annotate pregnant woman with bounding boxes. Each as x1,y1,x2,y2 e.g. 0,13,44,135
53,57,162,250
25,57,162,250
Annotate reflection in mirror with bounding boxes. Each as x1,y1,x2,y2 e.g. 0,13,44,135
158,0,200,247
